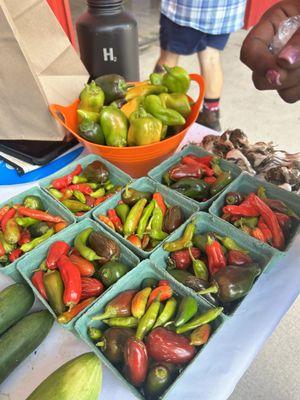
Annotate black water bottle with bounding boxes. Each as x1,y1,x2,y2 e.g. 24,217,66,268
76,0,140,81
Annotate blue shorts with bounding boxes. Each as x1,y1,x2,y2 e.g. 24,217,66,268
160,14,230,55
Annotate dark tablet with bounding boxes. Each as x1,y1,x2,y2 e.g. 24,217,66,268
0,139,78,165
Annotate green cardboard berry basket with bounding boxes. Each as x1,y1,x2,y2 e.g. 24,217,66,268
209,172,300,255
16,218,140,331
39,154,132,221
150,212,278,315
74,259,226,400
0,186,76,282
92,176,199,258
148,144,242,210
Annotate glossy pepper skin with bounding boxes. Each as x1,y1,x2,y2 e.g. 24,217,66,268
163,222,195,252
96,327,135,364
69,253,95,277
74,228,101,261
162,65,191,93
159,92,191,118
107,209,123,233
32,270,48,300
144,364,172,400
123,198,148,237
1,208,16,232
121,186,152,206
79,81,105,112
210,172,233,196
174,296,198,327
225,192,245,205
144,95,186,126
137,200,155,239
125,84,168,102
153,297,177,328
43,270,67,315
20,228,54,253
190,324,212,346
188,246,208,280
79,119,105,144
80,277,104,300
149,203,168,242
169,247,201,270
62,200,91,213
163,206,184,234
51,164,82,190
57,297,95,324
92,290,137,321
97,260,129,287
176,307,223,334
124,337,149,387
131,288,152,319
136,300,161,340
171,178,209,200
103,316,138,328
99,105,128,147
95,74,129,104
169,163,203,181
146,327,196,364
128,107,162,146
227,250,253,266
147,285,172,307
205,236,226,275
17,207,64,223
115,203,130,225
46,241,70,270
3,219,21,245
57,255,82,308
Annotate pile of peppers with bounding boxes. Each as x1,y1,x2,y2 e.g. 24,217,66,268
47,161,123,216
163,220,262,314
89,278,222,399
98,186,185,251
220,186,299,251
77,65,192,148
0,195,68,267
162,153,233,202
31,228,132,324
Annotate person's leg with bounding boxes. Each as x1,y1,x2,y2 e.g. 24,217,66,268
154,49,179,72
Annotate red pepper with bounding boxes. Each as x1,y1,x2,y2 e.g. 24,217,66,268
258,218,273,243
80,277,104,300
183,154,213,166
32,270,48,299
57,297,96,324
124,337,148,387
46,241,70,270
127,234,142,248
75,212,85,216
205,236,226,275
51,164,83,190
9,248,23,262
57,255,82,308
0,205,10,223
107,209,123,233
98,215,116,231
94,194,113,206
18,229,31,246
147,285,172,307
17,207,64,223
227,250,254,266
158,280,170,286
169,163,203,181
0,241,5,257
204,176,217,184
1,208,16,232
248,193,285,250
274,212,290,227
69,254,95,277
251,227,266,242
181,155,215,176
152,192,167,215
67,184,93,195
170,247,201,270
222,204,259,217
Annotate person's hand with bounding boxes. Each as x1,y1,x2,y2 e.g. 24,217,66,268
240,0,300,103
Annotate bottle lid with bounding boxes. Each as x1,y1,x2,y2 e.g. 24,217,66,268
87,0,123,9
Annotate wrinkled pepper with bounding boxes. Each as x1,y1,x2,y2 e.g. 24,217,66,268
79,80,105,112
99,105,128,147
205,236,226,275
144,95,186,126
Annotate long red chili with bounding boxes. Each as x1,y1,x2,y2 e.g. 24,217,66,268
52,164,83,190
205,236,226,275
67,184,93,195
94,194,114,206
222,204,259,217
251,227,266,242
152,192,167,215
107,209,123,233
181,156,214,176
183,154,213,166
57,255,82,308
0,205,10,224
147,285,172,307
248,193,285,250
257,218,273,243
1,208,16,232
80,277,104,300
46,241,71,270
57,297,96,324
17,207,64,223
32,270,48,299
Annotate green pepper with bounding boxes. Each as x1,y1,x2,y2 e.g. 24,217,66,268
74,228,101,261
121,185,152,206
163,221,196,252
43,270,67,315
71,190,85,204
61,200,91,213
99,106,128,147
79,80,105,112
88,327,103,341
234,217,259,229
123,198,148,237
162,171,172,186
174,296,198,327
176,307,223,334
210,172,233,196
29,221,51,238
141,278,158,289
90,188,106,198
20,228,54,253
149,202,168,242
0,232,16,254
159,93,191,118
84,161,109,184
137,200,155,239
97,260,130,287
22,195,44,210
128,107,162,146
48,188,63,199
225,192,244,205
150,72,164,86
15,217,39,227
103,316,138,328
95,74,129,104
189,247,208,281
217,236,248,253
171,178,209,200
144,364,172,399
104,182,114,191
257,186,267,199
162,65,190,94
136,300,161,340
144,95,186,126
210,157,223,176
78,119,105,145
77,109,100,124
192,234,207,252
153,297,177,328
115,203,130,224
72,176,88,184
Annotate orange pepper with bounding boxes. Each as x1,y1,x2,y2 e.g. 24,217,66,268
152,192,167,215
131,288,152,319
147,285,172,307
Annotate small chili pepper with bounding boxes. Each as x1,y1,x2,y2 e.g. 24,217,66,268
153,297,177,328
210,157,223,176
69,253,95,277
210,172,233,196
192,234,207,252
107,209,123,233
227,250,254,266
205,236,226,275
103,316,138,328
8,248,23,263
122,185,152,206
123,198,148,237
90,187,106,198
98,215,116,231
1,208,16,232
115,203,130,224
169,163,203,181
131,288,152,319
94,194,113,206
88,327,102,340
147,285,172,307
17,207,64,223
46,241,71,270
190,324,212,346
62,200,92,213
149,202,168,242
127,234,142,248
4,219,21,244
74,228,102,261
72,175,87,184
136,300,161,340
183,154,213,167
73,190,86,204
57,255,82,308
188,247,208,280
163,221,195,252
251,227,266,242
217,236,248,253
15,217,39,227
204,176,217,184
233,217,258,229
124,337,149,387
51,164,83,190
152,192,167,215
54,221,68,233
264,198,299,219
80,277,104,300
257,218,273,243
32,270,48,299
248,193,285,250
174,296,198,327
57,297,96,324
20,228,54,252
0,205,10,223
225,191,245,205
43,270,67,315
48,188,63,199
61,189,74,201
136,200,155,239
257,186,267,199
176,307,223,334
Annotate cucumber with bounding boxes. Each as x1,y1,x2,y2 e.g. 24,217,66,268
26,353,102,400
0,283,34,335
0,310,53,384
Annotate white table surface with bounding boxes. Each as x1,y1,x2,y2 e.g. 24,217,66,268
0,124,299,400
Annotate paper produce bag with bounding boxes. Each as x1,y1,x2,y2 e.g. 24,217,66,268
0,0,88,141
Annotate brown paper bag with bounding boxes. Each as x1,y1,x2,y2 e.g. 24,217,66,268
0,0,88,141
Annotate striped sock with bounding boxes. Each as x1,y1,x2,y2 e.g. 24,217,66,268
203,98,220,112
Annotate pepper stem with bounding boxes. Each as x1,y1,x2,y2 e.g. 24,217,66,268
197,284,218,295
188,246,196,262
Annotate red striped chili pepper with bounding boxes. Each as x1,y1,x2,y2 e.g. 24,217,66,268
222,204,259,217
205,236,226,275
57,255,82,308
107,209,123,233
17,207,64,223
181,155,214,176
1,208,16,232
51,164,83,190
46,241,71,270
251,227,266,242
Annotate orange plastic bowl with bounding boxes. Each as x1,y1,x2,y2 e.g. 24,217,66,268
49,74,205,178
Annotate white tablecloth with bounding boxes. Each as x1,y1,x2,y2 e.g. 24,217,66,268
0,124,299,400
